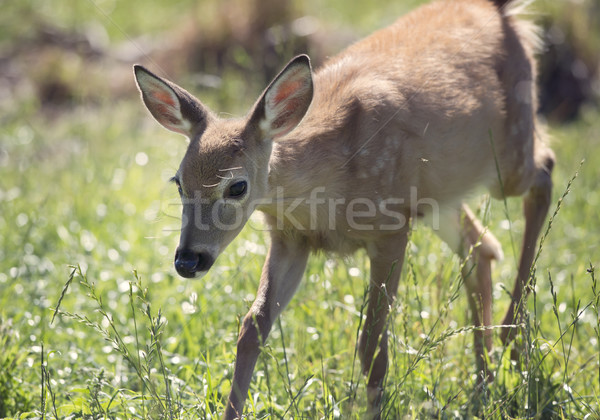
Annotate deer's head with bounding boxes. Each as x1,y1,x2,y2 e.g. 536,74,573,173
134,56,313,278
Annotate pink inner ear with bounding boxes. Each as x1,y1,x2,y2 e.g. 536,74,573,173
150,88,177,107
272,79,304,106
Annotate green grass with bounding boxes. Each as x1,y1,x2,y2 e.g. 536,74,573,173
1,0,600,418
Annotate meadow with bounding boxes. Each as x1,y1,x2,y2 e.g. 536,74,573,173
1,0,599,418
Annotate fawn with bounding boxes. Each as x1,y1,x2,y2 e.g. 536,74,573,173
134,0,554,417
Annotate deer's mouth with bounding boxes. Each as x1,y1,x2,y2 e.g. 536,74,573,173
174,249,214,278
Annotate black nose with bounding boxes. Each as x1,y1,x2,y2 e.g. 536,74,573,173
174,249,214,278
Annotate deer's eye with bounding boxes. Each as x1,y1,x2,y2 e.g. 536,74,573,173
170,176,184,196
227,180,247,198
175,181,183,196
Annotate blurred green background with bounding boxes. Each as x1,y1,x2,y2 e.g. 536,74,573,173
1,0,598,119
1,0,599,418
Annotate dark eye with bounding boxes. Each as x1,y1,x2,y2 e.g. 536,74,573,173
170,176,183,196
227,180,247,198
174,182,183,196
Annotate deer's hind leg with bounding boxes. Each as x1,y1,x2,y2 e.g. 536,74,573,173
434,205,504,382
491,63,556,346
500,148,554,345
492,29,556,345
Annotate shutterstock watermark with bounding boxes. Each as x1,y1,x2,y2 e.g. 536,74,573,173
167,186,440,233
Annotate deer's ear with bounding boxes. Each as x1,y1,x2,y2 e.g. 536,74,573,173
251,55,313,141
134,65,208,138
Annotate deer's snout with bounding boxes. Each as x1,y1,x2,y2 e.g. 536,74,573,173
174,249,214,278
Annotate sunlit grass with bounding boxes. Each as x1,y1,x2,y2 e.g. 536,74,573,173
2,88,599,418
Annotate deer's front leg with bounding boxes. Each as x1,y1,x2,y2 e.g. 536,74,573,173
224,234,309,420
358,232,408,419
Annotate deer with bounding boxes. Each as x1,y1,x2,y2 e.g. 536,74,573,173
133,0,554,417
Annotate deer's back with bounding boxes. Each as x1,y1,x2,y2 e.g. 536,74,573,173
268,0,537,249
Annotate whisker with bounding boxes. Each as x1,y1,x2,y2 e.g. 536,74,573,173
217,172,234,180
202,182,220,188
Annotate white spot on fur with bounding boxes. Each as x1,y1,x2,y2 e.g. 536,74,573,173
387,171,394,185
370,158,386,176
383,136,400,155
515,81,533,104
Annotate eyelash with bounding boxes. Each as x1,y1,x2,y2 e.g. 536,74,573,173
171,178,248,199
170,177,183,196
